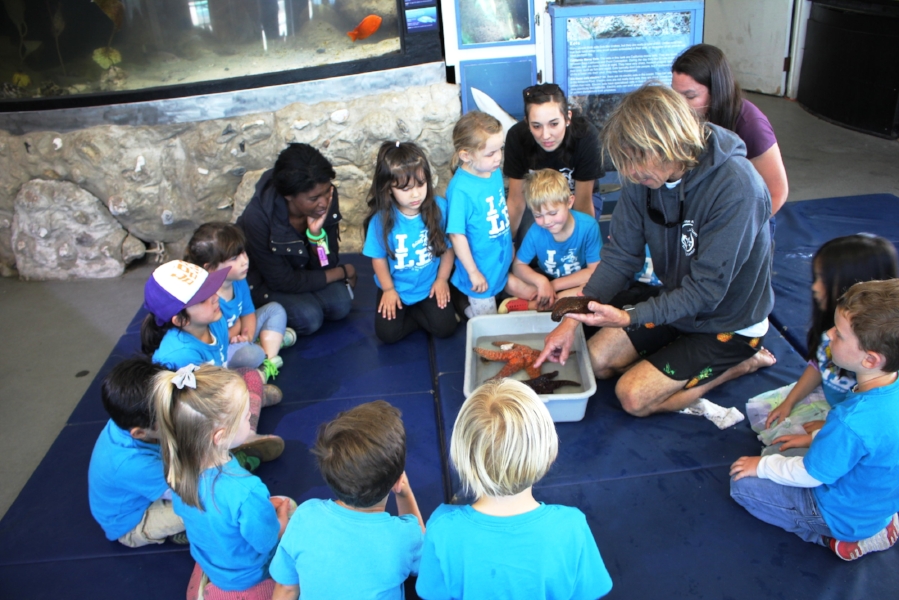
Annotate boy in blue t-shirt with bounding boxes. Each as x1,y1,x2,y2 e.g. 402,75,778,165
416,379,612,599
270,401,425,599
503,169,601,313
88,357,186,547
731,279,899,561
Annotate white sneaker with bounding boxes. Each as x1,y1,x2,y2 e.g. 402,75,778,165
281,327,297,348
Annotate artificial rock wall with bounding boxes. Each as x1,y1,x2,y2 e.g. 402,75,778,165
1,82,461,279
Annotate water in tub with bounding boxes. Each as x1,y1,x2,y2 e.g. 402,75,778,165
474,333,583,392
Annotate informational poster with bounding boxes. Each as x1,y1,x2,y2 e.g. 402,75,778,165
567,13,693,95
549,2,704,131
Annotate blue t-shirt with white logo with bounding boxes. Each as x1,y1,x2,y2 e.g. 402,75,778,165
446,168,513,298
363,197,450,305
805,378,899,540
219,279,255,330
153,316,229,369
517,210,601,279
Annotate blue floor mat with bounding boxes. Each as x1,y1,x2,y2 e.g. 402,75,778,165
537,468,896,600
0,552,193,600
771,194,899,355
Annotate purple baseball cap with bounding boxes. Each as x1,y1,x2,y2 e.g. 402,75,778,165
144,260,230,326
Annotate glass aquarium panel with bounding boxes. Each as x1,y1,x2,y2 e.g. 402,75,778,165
0,0,402,101
457,0,531,47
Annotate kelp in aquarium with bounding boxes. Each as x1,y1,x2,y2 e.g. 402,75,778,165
46,1,67,75
91,0,125,70
3,0,42,62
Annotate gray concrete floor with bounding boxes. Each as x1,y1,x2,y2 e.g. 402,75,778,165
0,93,897,520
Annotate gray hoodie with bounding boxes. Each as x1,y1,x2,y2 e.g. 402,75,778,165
584,124,773,334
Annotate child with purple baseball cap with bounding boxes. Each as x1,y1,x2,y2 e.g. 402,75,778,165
141,260,285,464
143,260,230,327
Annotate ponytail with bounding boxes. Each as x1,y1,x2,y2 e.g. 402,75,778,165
152,366,246,509
141,310,190,356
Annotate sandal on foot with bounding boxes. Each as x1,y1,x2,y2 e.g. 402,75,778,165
498,297,530,314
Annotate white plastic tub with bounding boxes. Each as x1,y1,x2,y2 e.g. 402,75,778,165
463,312,596,422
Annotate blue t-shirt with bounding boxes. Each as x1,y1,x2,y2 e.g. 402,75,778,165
517,210,601,279
219,280,255,330
446,169,513,299
173,456,280,591
363,197,450,305
270,498,422,599
416,503,612,600
805,378,899,540
812,332,856,407
88,420,170,540
152,316,230,369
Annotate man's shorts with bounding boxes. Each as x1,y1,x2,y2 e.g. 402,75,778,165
609,282,764,388
627,324,764,388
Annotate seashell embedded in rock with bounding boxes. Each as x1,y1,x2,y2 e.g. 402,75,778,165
330,109,349,124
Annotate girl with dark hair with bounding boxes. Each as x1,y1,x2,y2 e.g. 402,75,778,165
503,83,604,242
672,43,789,215
765,234,899,431
185,222,294,377
361,141,457,343
237,143,356,337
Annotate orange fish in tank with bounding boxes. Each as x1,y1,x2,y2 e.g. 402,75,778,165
347,15,382,42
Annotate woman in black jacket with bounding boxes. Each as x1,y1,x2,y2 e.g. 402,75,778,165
237,143,356,335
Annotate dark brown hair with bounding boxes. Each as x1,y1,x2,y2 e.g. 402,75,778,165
671,44,743,131
807,234,899,361
185,222,246,270
522,83,591,171
362,142,448,259
312,400,406,508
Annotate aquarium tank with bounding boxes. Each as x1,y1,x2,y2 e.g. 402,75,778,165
0,0,441,110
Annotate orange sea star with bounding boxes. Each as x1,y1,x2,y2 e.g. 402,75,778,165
473,341,542,380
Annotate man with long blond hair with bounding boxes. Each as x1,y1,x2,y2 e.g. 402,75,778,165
536,82,774,418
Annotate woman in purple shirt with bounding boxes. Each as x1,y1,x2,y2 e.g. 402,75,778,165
672,44,789,216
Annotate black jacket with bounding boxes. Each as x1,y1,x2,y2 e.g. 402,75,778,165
237,169,343,304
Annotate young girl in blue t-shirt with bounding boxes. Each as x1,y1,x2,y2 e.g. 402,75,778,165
141,260,284,466
153,364,295,599
185,222,295,379
362,141,457,344
446,111,531,319
416,379,612,600
765,234,898,435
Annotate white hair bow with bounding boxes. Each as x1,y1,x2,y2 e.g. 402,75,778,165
172,364,200,390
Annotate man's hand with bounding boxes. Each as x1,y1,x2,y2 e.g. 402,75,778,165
562,301,631,328
534,320,578,368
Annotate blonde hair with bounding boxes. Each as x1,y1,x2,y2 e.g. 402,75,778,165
450,379,558,499
152,366,248,509
451,111,502,173
523,169,571,212
602,82,707,182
